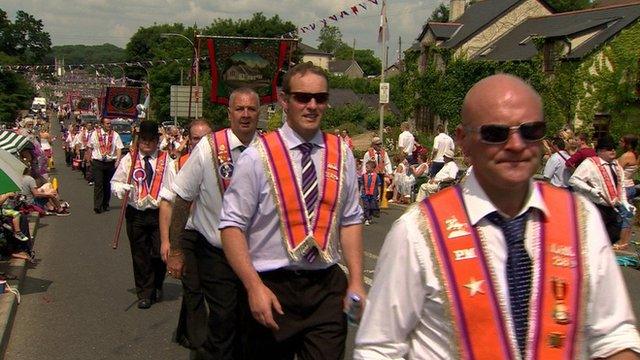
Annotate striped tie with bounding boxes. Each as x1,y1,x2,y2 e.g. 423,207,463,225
486,210,532,357
299,143,318,262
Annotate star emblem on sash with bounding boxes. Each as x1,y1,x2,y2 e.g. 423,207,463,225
464,278,485,296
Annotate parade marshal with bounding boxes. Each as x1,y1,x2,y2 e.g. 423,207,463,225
111,121,169,309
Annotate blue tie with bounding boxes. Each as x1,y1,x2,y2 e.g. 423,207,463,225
486,210,532,357
143,155,153,187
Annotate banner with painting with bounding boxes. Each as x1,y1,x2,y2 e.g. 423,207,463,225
206,37,291,105
102,86,142,118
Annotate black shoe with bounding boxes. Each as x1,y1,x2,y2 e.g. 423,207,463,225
102,205,110,212
93,208,102,214
137,299,152,309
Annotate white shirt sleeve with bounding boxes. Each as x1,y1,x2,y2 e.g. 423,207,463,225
110,153,132,188
113,132,124,150
355,210,428,359
159,159,177,202
172,140,207,202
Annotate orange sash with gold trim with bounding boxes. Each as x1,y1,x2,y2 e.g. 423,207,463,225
588,156,621,203
259,131,343,262
208,129,233,194
132,151,168,201
176,152,190,172
368,148,386,174
420,182,584,359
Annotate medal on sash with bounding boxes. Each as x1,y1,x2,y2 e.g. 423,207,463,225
216,144,234,180
132,168,147,184
552,277,570,325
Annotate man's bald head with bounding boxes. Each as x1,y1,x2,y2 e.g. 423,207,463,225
461,74,542,127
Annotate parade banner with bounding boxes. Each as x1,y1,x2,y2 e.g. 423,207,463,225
207,37,290,105
101,86,142,118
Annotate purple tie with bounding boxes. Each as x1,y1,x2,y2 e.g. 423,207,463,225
299,143,318,262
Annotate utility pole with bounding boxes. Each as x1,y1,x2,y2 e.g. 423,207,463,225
398,36,403,69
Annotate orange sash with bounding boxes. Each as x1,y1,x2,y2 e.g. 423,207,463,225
363,173,377,196
588,156,621,203
420,183,584,359
259,131,344,262
98,129,114,157
208,129,233,194
368,148,386,174
132,151,168,201
176,152,190,172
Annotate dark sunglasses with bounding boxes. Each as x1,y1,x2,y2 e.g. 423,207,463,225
467,121,546,144
288,92,329,104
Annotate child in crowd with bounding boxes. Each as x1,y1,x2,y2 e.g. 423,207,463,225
389,153,415,204
361,160,381,226
0,192,30,241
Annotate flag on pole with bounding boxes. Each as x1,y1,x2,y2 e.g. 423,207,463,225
378,0,389,43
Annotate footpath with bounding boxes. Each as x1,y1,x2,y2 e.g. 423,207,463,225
0,215,39,357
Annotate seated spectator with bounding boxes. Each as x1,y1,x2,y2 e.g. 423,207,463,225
0,192,29,241
389,153,415,204
416,149,459,202
409,151,430,178
20,166,69,216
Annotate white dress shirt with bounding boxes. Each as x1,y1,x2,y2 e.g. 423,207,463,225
354,170,640,359
432,133,455,163
172,129,252,248
398,131,415,155
433,161,459,183
569,156,627,207
110,150,170,210
543,151,570,188
73,129,92,151
219,123,363,272
89,128,123,161
159,156,196,231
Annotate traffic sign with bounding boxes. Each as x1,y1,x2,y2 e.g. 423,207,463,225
170,85,203,118
379,82,390,104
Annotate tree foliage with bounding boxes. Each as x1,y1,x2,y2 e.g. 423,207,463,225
0,8,49,123
429,3,450,22
124,13,297,125
318,25,381,76
317,26,345,54
49,44,125,65
546,0,591,12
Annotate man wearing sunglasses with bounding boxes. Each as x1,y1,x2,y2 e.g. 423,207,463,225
569,135,635,245
220,62,364,360
355,74,640,359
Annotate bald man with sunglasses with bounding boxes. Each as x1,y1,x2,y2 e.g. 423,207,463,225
355,74,640,359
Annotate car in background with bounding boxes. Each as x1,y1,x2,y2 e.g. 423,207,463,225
111,118,133,153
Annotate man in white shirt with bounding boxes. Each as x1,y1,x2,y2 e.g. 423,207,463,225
569,135,635,245
355,74,640,359
415,149,459,202
543,136,570,188
430,124,455,177
89,118,123,213
166,88,259,359
158,119,212,350
397,121,415,164
110,121,169,309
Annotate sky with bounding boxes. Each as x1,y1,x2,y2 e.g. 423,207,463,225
2,0,442,65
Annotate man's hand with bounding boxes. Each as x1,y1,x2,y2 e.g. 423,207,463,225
343,282,367,322
160,240,170,263
167,251,185,279
248,282,284,331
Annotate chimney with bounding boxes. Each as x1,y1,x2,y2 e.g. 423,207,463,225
450,0,465,22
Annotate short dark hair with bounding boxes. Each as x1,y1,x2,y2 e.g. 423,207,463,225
552,137,565,150
282,62,328,94
622,134,638,152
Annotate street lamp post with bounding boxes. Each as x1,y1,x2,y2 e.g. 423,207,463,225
160,33,200,124
136,63,151,121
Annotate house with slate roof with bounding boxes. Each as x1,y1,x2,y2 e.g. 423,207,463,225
329,59,365,79
413,0,640,130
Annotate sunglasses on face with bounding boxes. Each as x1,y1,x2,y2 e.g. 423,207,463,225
288,92,329,104
466,121,546,144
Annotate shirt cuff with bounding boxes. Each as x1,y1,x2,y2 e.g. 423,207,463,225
218,220,247,232
590,323,640,358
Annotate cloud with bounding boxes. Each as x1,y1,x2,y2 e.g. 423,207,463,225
2,0,442,62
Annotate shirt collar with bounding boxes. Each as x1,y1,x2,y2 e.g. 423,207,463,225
227,128,257,150
280,122,325,150
138,150,158,160
461,170,549,225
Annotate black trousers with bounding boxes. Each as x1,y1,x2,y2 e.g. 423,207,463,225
125,206,166,300
190,231,245,360
174,230,207,350
92,159,115,210
596,204,622,244
242,265,348,360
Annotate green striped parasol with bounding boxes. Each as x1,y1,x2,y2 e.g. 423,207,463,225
0,130,32,155
0,148,26,195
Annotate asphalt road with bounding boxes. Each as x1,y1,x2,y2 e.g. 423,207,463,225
4,117,640,359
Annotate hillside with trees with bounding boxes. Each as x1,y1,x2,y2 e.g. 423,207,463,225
48,43,125,65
